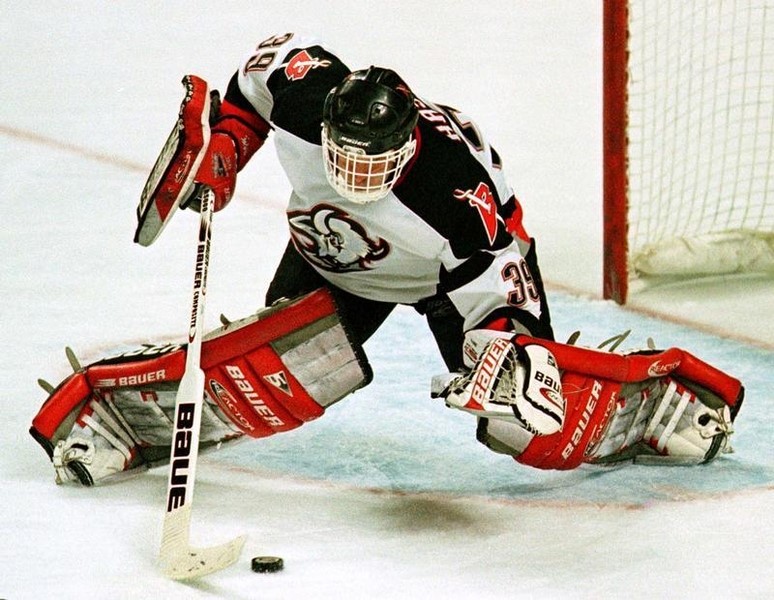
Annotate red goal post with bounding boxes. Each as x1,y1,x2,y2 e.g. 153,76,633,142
602,0,774,304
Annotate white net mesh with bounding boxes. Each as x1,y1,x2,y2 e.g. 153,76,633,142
627,1,774,276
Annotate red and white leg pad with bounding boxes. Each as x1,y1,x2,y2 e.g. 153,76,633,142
465,335,744,469
30,289,371,485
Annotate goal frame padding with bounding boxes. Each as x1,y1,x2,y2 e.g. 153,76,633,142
602,0,630,304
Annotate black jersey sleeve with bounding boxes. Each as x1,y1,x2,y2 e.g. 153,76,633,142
392,99,553,339
266,46,350,144
234,33,351,145
393,101,516,258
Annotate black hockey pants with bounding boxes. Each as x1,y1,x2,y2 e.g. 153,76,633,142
265,241,466,371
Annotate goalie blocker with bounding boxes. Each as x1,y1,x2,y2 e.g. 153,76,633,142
30,289,371,485
134,74,269,246
437,333,744,468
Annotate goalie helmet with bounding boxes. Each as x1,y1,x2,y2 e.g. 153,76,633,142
322,66,419,203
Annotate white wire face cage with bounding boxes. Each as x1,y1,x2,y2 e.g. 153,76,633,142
321,126,417,203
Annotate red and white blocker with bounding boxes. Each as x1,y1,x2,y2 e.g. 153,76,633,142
30,289,371,485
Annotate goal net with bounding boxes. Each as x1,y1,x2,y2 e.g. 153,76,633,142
603,0,774,303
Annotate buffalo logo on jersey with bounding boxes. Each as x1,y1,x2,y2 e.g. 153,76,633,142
288,204,389,272
453,182,501,246
284,49,332,81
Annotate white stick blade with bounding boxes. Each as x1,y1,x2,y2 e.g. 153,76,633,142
160,535,246,580
159,455,246,580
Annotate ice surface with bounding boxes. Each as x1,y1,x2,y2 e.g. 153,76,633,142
2,1,772,598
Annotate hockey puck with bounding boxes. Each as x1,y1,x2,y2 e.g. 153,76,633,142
251,556,284,573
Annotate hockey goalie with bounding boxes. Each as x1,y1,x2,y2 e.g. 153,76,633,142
29,37,743,485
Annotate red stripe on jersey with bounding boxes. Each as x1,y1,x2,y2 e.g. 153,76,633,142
504,198,530,242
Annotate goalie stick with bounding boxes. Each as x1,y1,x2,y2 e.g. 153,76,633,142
159,187,245,580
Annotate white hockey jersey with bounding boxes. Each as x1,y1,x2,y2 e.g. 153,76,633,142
228,33,552,337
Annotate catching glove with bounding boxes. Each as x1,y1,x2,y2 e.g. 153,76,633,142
433,330,565,436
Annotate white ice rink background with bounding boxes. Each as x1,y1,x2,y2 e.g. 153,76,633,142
2,2,772,598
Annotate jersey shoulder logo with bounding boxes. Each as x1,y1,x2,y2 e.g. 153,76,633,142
453,182,499,246
284,49,332,81
288,204,390,272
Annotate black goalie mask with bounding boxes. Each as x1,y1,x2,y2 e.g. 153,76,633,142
322,66,419,203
